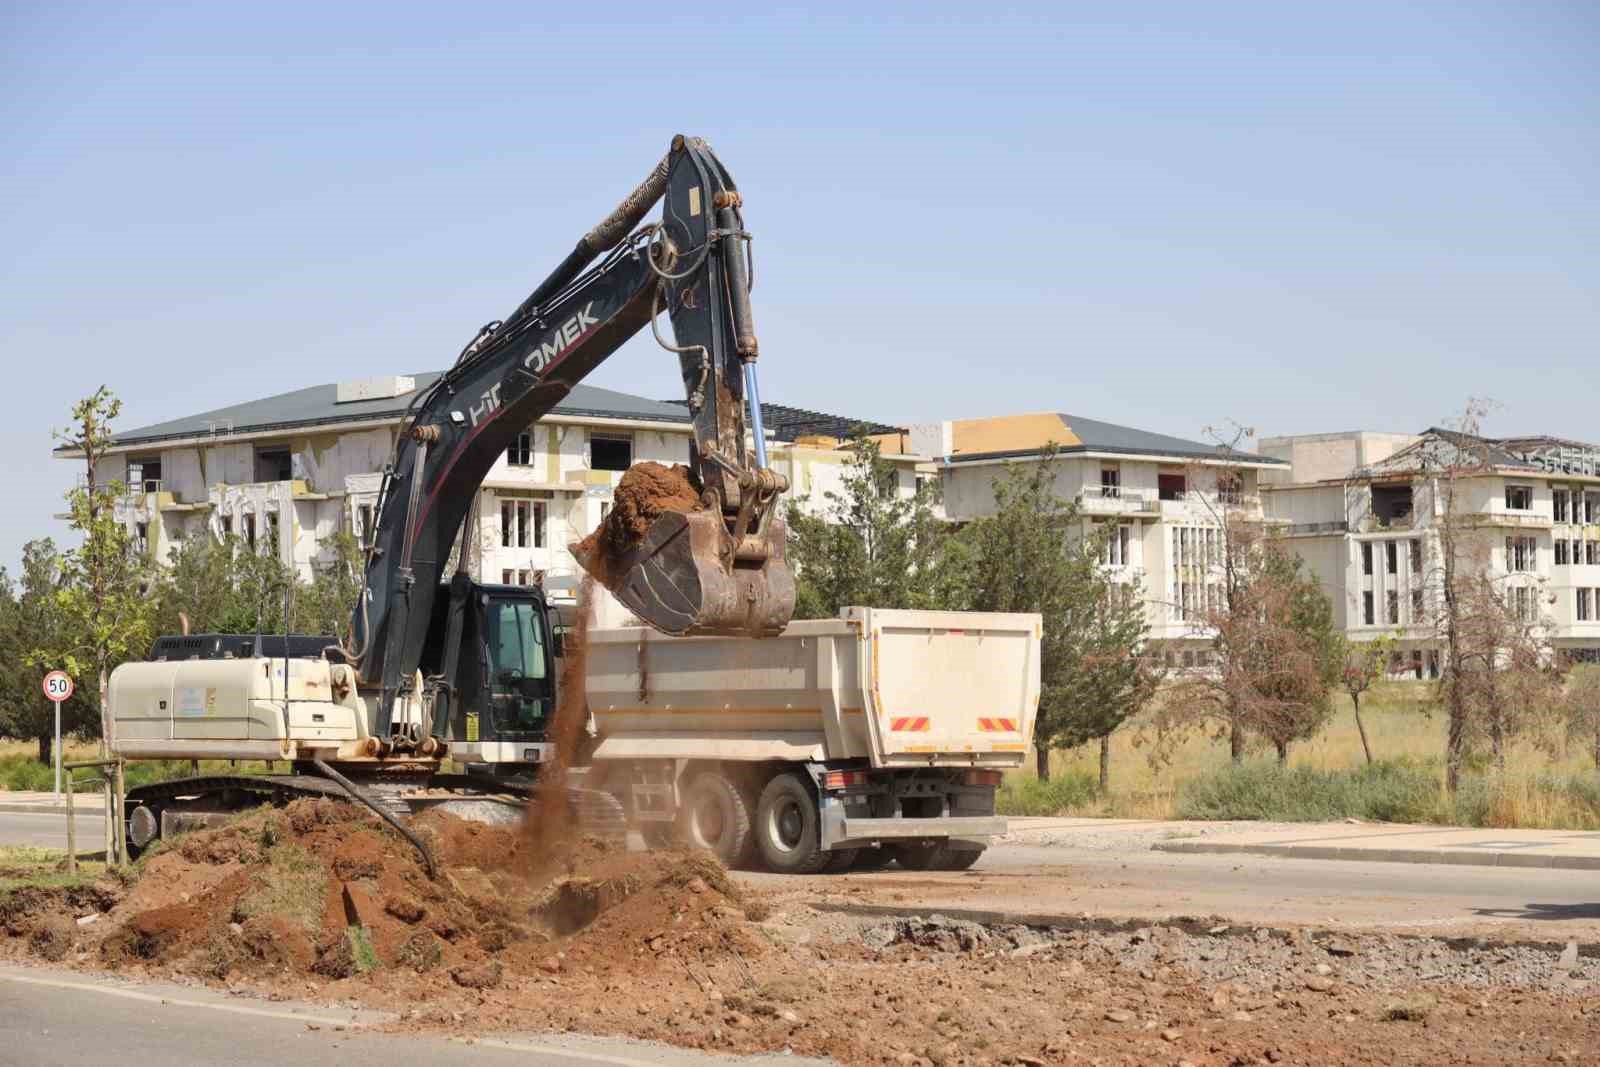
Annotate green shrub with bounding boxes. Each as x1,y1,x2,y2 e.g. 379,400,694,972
1176,759,1442,822
996,771,1100,816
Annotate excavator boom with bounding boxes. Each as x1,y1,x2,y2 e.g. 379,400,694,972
351,135,794,738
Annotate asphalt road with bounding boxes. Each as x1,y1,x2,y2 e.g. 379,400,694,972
0,811,104,850
0,965,812,1067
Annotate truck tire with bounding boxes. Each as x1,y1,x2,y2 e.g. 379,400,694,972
676,771,755,869
936,846,985,871
851,847,893,871
887,841,945,870
754,772,831,874
822,848,861,873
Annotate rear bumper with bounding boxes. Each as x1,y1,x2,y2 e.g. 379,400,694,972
822,813,1008,849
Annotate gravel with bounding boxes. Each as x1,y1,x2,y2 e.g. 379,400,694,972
858,912,1600,995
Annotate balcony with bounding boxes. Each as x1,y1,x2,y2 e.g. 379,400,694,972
1077,485,1158,516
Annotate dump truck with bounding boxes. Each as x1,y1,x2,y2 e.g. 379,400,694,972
578,607,1042,872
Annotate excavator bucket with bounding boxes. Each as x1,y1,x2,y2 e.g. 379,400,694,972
571,509,795,638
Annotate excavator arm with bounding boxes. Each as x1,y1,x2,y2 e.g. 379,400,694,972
351,135,794,738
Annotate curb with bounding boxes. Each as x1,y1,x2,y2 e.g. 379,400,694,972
0,803,76,816
1152,839,1600,871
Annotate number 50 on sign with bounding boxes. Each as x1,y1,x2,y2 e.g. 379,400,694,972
43,670,74,703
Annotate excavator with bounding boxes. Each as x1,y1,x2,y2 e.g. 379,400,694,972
108,135,796,861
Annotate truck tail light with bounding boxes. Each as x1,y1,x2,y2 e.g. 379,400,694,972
962,769,1003,787
823,769,869,790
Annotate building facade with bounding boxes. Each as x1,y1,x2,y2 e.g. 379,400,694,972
910,412,1289,661
77,373,922,626
1261,429,1600,668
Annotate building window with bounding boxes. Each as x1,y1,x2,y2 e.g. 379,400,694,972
1557,540,1569,565
500,500,544,549
1361,543,1373,576
1411,650,1424,679
1363,591,1374,626
1590,540,1600,566
1385,541,1397,575
1372,483,1413,525
1410,587,1423,621
1588,493,1600,523
127,457,162,493
220,515,233,537
1157,473,1186,501
507,432,533,466
1554,490,1570,524
243,513,257,551
357,504,375,549
1579,589,1591,622
1514,586,1530,621
502,569,514,585
1506,536,1535,573
1410,538,1422,575
517,569,533,587
135,522,149,555
590,433,633,472
255,448,293,483
1216,473,1242,507
267,513,280,550
1505,485,1533,511
1101,523,1131,566
1386,590,1399,625
1100,467,1120,499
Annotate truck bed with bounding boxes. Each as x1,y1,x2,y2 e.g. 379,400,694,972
584,607,1041,768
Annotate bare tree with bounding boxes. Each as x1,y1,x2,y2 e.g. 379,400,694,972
1341,632,1399,765
1405,400,1561,789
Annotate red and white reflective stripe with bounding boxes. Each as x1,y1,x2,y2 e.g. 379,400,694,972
977,717,1019,733
889,716,931,732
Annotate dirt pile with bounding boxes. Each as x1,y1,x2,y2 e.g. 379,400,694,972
3,799,761,996
572,461,702,584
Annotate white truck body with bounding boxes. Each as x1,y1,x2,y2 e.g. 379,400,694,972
584,607,1040,768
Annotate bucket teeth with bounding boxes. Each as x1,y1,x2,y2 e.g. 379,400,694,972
572,511,794,638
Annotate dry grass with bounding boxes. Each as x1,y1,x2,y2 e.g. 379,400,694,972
1009,681,1600,826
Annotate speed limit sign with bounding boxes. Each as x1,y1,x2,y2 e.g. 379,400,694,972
42,670,73,703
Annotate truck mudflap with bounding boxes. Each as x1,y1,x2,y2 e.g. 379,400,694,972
820,811,1008,850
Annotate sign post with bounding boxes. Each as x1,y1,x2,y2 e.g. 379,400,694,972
42,670,74,796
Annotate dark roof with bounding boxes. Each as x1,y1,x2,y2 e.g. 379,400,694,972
660,399,901,443
91,374,691,450
1361,427,1600,479
948,412,1287,466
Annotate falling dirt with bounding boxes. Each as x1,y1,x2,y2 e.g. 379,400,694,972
572,461,702,586
521,574,595,860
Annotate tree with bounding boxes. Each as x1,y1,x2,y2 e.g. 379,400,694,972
1157,516,1342,766
949,450,1155,783
1408,401,1561,789
0,541,100,764
29,388,155,752
785,436,952,618
1341,632,1399,765
1563,664,1600,770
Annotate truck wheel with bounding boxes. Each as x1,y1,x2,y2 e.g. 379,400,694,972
754,772,831,874
888,841,945,870
676,771,755,869
937,847,985,871
822,848,861,873
852,847,893,871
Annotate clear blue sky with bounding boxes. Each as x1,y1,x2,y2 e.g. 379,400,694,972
4,2,1595,570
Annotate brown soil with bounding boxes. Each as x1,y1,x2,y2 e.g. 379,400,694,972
573,462,702,585
3,807,1597,1063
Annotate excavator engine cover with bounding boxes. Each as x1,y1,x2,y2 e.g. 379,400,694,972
574,509,795,637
